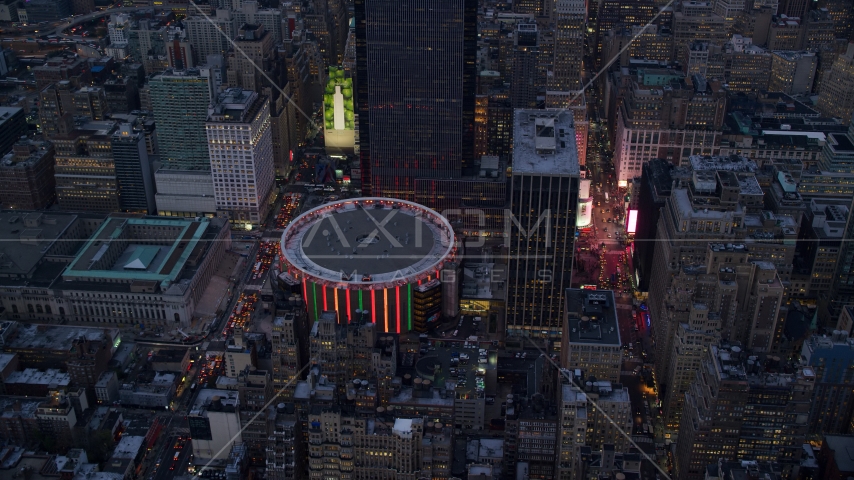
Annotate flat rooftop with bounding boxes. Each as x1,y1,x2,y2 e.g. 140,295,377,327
0,211,80,278
281,198,454,286
191,388,239,415
689,154,757,173
5,368,71,388
512,109,580,176
64,217,212,284
4,322,116,351
564,289,621,346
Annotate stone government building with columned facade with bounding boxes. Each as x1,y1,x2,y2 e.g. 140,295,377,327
0,211,230,327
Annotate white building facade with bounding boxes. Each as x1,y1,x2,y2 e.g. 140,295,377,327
207,88,275,229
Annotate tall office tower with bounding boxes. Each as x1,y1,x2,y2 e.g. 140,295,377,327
507,110,579,342
511,23,540,108
555,378,588,480
802,8,837,50
603,24,674,67
265,86,299,179
675,345,815,480
677,346,747,480
820,121,854,322
228,24,274,93
714,0,747,30
769,51,818,95
233,1,284,45
305,410,451,479
634,159,673,293
612,73,725,186
150,69,212,171
583,380,632,452
594,0,656,68
271,311,309,396
355,0,477,197
38,82,74,140
111,124,155,214
0,106,27,155
73,86,111,121
185,10,236,63
150,69,217,218
550,0,584,92
801,332,854,434
266,404,302,480
236,368,273,465
54,122,121,212
128,23,170,75
778,0,809,18
562,289,622,384
309,311,348,395
0,140,56,210
474,95,489,158
662,296,721,434
646,156,756,379
671,4,728,61
817,0,853,39
741,368,814,479
727,45,774,92
514,0,544,15
206,88,274,229
503,393,559,479
816,43,854,125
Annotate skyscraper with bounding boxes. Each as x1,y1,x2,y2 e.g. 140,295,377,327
507,110,579,342
151,69,218,218
355,0,477,198
206,88,275,229
111,124,155,214
550,0,585,92
150,69,212,171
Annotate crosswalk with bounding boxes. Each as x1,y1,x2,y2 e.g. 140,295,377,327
632,436,654,444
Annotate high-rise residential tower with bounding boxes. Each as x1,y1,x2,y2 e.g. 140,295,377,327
355,0,477,198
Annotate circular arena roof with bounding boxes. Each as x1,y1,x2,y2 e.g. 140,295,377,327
280,198,455,290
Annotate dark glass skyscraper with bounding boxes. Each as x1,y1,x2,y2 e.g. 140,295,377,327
355,0,477,199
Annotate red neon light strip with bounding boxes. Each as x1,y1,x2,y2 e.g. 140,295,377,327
396,286,401,333
345,289,351,323
302,278,308,315
322,286,328,311
371,289,376,325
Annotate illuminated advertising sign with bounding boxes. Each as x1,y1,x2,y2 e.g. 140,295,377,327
626,209,638,234
323,67,354,131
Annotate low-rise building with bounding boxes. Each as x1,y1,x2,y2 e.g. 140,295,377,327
95,370,119,404
562,289,622,383
3,369,71,397
118,372,175,408
189,389,242,462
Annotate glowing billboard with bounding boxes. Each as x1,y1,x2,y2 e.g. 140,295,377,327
626,209,638,234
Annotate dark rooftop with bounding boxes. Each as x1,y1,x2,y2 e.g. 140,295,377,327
564,289,621,346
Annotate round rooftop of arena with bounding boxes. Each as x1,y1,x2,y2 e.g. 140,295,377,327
279,198,455,290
